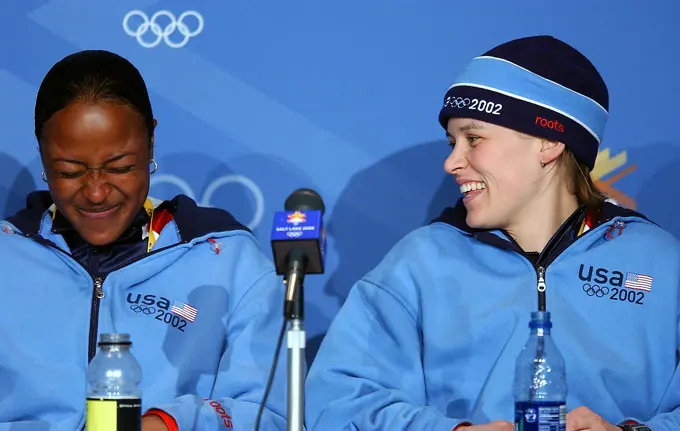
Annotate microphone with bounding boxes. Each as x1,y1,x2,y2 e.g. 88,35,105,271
258,188,326,431
271,188,326,319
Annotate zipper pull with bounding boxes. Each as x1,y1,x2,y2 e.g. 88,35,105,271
537,266,546,293
537,266,547,312
94,277,104,299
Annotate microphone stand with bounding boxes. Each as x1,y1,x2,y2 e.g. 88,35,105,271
284,258,306,431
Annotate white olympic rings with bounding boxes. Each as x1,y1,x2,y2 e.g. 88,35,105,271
149,174,265,230
123,10,204,48
444,96,471,109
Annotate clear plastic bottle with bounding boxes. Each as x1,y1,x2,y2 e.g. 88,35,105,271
86,333,142,431
514,311,566,431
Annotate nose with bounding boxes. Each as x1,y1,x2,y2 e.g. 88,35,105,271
82,169,111,205
443,144,469,175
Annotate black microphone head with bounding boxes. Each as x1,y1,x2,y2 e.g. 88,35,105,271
284,188,325,215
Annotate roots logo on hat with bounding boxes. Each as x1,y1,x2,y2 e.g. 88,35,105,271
438,35,609,171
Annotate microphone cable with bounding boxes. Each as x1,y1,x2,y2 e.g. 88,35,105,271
254,317,287,431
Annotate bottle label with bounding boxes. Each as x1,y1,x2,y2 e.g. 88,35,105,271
86,397,141,431
515,401,566,431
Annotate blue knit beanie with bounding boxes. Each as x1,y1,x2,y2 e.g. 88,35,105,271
438,35,609,171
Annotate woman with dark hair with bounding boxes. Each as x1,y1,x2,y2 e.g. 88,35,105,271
0,50,287,430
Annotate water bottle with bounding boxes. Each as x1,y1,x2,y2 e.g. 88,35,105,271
86,333,142,431
513,311,566,431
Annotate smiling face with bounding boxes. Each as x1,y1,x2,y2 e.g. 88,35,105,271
40,100,153,246
443,117,552,230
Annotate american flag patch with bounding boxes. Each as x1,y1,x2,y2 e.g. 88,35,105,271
170,301,198,322
624,272,653,292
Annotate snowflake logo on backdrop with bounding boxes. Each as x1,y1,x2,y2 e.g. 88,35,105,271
592,147,637,209
123,10,204,48
149,174,265,230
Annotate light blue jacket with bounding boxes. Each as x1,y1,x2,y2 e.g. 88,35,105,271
306,202,680,431
0,192,288,430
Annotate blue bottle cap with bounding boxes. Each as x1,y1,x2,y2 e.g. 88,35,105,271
529,311,553,329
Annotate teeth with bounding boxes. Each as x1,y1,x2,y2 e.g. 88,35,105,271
460,182,486,193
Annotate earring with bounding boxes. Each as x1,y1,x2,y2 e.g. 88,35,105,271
41,170,47,183
540,160,546,168
149,159,158,175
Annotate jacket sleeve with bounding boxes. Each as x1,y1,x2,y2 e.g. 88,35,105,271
305,277,469,431
645,404,680,431
146,269,289,431
632,314,680,431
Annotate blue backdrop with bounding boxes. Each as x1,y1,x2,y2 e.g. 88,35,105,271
1,0,679,363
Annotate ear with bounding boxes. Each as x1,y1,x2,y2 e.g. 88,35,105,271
149,119,158,160
539,140,566,166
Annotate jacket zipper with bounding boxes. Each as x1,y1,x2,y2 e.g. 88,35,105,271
88,276,105,362
536,266,547,310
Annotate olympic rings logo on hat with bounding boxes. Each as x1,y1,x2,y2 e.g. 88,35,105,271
443,96,504,116
444,96,472,109
123,10,204,48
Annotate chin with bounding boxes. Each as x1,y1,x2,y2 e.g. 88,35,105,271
79,229,124,247
466,211,494,230
71,206,135,246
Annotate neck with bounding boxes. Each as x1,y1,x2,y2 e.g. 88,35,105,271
505,183,579,253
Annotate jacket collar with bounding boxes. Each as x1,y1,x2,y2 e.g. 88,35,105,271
431,198,651,267
432,198,649,236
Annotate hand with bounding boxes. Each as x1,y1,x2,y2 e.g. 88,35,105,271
141,415,170,431
458,420,514,431
567,406,620,431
